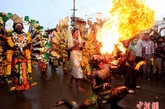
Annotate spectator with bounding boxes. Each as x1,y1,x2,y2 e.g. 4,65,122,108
143,33,155,80
134,34,145,79
153,42,164,79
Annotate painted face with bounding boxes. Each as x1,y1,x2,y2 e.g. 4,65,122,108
14,23,23,32
73,30,79,38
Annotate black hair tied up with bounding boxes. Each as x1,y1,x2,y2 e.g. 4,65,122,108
72,27,78,35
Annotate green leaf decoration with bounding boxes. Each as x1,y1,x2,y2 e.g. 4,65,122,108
37,26,43,30
24,16,29,22
84,37,88,41
0,12,9,22
2,16,9,22
90,65,94,70
31,20,37,25
45,43,51,48
7,30,14,36
43,53,49,60
0,12,2,16
7,13,13,18
43,35,48,38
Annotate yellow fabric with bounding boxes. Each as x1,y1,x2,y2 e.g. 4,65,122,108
6,64,11,76
6,32,32,75
27,60,32,73
7,37,14,47
25,49,31,59
86,64,91,76
26,32,31,44
6,50,13,62
6,50,13,75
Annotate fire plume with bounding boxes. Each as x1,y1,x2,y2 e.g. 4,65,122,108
96,0,155,54
135,61,146,70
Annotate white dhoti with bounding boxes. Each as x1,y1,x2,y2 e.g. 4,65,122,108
70,50,83,79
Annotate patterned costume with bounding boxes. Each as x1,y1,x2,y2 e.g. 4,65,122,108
0,28,7,77
7,31,32,91
0,13,8,79
3,13,33,91
25,15,60,80
32,32,52,80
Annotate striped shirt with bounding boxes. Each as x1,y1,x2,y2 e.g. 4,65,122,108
144,40,155,55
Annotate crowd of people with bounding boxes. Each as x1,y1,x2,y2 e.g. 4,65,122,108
121,30,165,94
134,30,165,81
0,12,165,108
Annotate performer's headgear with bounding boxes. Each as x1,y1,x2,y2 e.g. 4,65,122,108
11,14,24,29
0,12,9,26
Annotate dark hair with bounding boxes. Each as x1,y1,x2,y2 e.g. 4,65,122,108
157,41,162,45
153,32,161,37
13,23,24,30
144,33,149,36
153,32,159,35
158,36,163,40
72,27,78,35
89,55,104,69
150,35,154,38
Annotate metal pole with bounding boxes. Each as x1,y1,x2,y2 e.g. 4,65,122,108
73,0,75,18
71,0,77,27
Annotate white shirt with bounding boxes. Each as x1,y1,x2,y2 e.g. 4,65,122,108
134,39,146,57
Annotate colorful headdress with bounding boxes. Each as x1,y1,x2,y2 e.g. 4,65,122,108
0,12,12,26
24,16,43,31
11,14,23,24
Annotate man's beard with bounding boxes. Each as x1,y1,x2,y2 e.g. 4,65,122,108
14,28,23,34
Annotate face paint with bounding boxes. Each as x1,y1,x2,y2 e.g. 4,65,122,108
14,23,23,33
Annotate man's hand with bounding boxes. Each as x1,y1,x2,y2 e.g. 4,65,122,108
125,61,130,67
74,40,80,47
103,83,111,90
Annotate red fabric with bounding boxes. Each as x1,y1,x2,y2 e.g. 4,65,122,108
13,83,31,91
13,58,27,64
38,61,47,71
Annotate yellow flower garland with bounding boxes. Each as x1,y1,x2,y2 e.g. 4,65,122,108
6,32,32,75
6,50,13,75
25,49,32,73
7,36,14,47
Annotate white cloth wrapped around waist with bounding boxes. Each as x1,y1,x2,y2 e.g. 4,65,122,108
70,50,83,79
70,50,82,67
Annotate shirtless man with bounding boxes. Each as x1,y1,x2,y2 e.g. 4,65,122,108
55,55,128,109
122,40,137,94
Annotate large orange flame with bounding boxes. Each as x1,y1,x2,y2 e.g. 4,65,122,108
96,0,155,54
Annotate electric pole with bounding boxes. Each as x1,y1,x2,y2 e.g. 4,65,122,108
71,0,77,27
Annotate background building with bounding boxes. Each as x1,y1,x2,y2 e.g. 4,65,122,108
153,18,165,36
